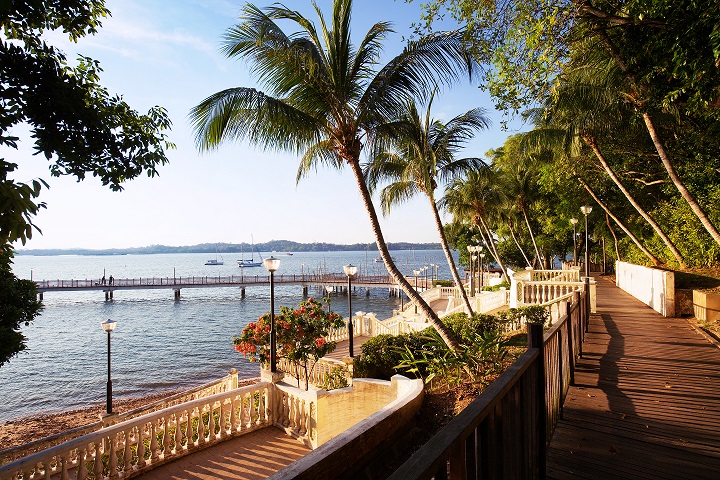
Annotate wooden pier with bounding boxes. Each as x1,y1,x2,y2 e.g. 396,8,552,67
34,273,432,300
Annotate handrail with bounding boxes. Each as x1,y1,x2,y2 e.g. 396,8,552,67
0,383,273,480
387,281,589,479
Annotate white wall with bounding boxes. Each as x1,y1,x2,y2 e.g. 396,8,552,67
615,261,675,317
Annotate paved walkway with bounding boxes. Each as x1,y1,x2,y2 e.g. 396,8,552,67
136,427,310,480
547,277,720,479
135,337,364,479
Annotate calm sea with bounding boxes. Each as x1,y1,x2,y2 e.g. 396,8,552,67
2,250,454,422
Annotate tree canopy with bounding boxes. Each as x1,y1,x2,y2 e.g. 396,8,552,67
0,0,175,366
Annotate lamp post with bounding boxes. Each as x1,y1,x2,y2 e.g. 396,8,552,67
101,319,117,415
580,206,593,278
570,218,578,265
479,253,486,292
263,256,281,373
466,245,474,294
343,264,358,357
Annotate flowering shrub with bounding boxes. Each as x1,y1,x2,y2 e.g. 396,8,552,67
233,297,345,388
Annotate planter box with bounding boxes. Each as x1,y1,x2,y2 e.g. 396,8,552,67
693,290,720,321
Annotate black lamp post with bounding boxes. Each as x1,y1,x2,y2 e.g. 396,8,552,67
343,264,358,357
580,205,593,278
264,256,281,373
101,319,117,414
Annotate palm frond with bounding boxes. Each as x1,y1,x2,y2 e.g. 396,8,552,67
189,87,321,153
380,180,418,214
296,139,342,183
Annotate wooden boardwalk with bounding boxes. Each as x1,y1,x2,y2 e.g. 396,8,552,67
547,277,720,479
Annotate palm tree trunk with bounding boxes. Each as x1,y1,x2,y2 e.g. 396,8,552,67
578,177,661,265
585,135,686,267
508,221,533,267
606,212,621,262
428,196,474,315
347,159,460,350
642,113,720,246
520,205,542,268
477,216,509,282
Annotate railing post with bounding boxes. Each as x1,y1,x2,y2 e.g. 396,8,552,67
528,322,546,480
565,301,575,386
584,277,590,334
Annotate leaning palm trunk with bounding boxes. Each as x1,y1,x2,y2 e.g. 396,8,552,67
578,177,660,265
585,135,686,267
508,221,533,268
348,160,460,350
606,212,621,261
520,206,542,268
642,113,720,247
428,197,474,315
477,217,509,282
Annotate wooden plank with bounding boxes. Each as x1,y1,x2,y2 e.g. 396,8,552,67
547,277,720,479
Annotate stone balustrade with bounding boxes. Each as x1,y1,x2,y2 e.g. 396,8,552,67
0,382,272,480
0,371,242,466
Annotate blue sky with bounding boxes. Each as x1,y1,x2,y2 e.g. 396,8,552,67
10,0,523,250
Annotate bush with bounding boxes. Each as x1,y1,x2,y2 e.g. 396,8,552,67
353,330,431,380
442,312,510,343
317,366,349,390
433,279,453,287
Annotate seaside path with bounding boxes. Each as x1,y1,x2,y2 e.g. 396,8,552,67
547,277,720,479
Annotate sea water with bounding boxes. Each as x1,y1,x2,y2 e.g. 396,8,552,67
2,250,454,422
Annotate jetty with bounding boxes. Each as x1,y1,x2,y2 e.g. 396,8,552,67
33,273,432,301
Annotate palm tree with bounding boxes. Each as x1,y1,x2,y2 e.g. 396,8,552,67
189,0,476,350
442,168,510,282
364,94,490,315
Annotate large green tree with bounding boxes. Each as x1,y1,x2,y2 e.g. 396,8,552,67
0,0,174,365
364,94,489,314
190,0,478,349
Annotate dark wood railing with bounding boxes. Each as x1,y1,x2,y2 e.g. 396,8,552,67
387,279,589,480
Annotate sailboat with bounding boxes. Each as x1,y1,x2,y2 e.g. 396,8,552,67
205,247,224,265
237,236,263,268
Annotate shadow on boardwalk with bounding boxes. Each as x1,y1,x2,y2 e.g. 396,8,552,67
548,277,720,479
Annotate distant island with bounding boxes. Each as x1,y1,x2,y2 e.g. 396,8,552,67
16,240,443,256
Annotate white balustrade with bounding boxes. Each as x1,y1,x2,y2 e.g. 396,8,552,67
0,383,271,480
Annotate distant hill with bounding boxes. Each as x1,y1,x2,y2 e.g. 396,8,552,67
16,240,443,256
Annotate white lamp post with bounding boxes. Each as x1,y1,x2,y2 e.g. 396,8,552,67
479,252,486,291
570,218,578,265
101,319,117,414
580,206,593,278
263,256,281,372
343,264,358,357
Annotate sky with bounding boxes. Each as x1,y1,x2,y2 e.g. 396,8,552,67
9,0,523,250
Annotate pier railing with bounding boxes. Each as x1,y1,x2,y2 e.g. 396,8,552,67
35,273,395,291
387,280,589,479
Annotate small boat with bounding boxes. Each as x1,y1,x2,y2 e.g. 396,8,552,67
205,258,224,266
238,235,263,268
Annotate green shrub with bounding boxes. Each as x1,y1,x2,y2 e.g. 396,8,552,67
353,330,431,380
318,366,349,390
433,279,453,287
442,312,511,343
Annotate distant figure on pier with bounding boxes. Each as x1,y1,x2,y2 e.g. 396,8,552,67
101,275,106,285
109,275,114,285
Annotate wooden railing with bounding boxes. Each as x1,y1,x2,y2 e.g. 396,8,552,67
387,281,589,479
